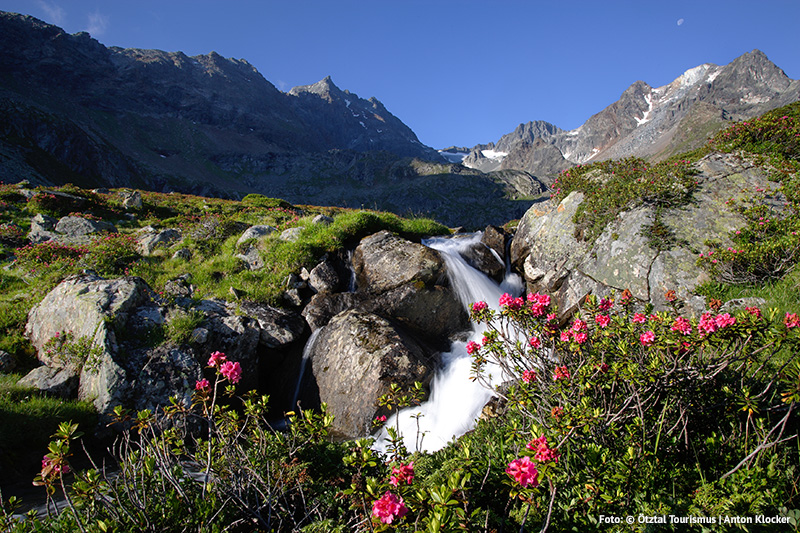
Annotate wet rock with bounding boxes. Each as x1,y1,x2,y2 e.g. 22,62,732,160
308,257,342,294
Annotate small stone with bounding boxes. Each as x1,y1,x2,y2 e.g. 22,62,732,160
0,350,15,372
280,227,304,242
312,214,334,225
172,248,192,260
122,190,143,210
236,225,277,246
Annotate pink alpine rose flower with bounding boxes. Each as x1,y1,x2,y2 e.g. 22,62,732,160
786,313,800,329
632,313,647,324
746,306,762,318
526,435,560,463
595,314,611,328
670,317,692,335
522,369,537,383
714,313,736,328
472,301,488,312
195,379,210,392
571,319,587,332
372,492,408,524
505,456,539,488
219,360,242,384
389,461,414,486
207,351,227,368
466,340,481,355
529,336,541,349
553,365,570,381
640,331,656,346
697,312,717,335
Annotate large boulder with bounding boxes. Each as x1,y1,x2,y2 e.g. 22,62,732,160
27,214,117,245
509,152,782,316
136,227,183,256
25,274,152,417
353,230,446,293
54,216,117,243
301,310,435,438
304,232,468,343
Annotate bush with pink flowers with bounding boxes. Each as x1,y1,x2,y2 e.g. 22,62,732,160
457,289,800,529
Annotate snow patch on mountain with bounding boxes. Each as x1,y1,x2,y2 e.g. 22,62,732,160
481,150,508,161
634,93,653,125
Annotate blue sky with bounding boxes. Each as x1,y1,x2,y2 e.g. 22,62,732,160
2,1,799,149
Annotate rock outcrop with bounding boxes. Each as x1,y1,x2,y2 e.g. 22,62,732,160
21,273,308,423
510,152,781,317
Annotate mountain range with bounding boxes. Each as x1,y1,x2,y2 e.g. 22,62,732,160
0,10,798,227
460,49,800,181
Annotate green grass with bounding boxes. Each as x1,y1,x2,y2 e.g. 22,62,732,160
696,268,800,317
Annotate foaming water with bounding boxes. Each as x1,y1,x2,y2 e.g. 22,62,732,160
373,233,523,453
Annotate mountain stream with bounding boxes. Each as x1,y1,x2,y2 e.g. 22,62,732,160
373,233,524,453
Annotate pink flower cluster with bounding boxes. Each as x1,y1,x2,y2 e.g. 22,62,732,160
639,331,656,346
529,336,541,349
472,301,488,313
527,292,551,316
560,319,588,344
220,361,242,384
208,351,226,367
526,435,560,463
466,340,481,355
632,313,647,324
670,317,692,335
207,351,242,384
505,456,539,488
595,314,611,328
389,461,414,486
499,293,524,310
372,492,408,524
598,298,613,311
746,307,762,318
41,456,69,475
553,366,570,381
522,369,537,383
786,313,800,329
195,378,210,392
697,312,736,335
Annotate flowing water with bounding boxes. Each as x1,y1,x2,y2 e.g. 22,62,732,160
373,233,523,453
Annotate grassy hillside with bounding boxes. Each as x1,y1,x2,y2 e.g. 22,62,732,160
2,102,800,531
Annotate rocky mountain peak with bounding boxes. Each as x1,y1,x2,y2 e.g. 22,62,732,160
289,75,343,101
463,49,799,183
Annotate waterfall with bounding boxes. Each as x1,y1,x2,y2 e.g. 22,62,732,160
291,328,321,410
373,233,523,453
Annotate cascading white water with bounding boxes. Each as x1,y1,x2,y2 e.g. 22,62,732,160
373,233,524,453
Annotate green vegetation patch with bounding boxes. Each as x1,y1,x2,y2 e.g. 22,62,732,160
552,156,698,243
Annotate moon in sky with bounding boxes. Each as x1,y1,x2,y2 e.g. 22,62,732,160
677,18,685,26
